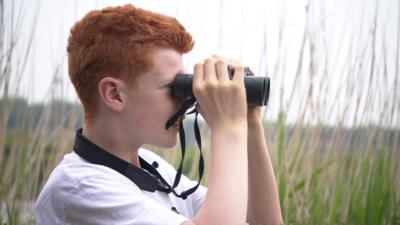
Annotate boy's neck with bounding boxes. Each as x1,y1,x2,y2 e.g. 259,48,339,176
82,121,141,167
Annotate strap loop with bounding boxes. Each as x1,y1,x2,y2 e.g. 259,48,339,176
164,97,205,199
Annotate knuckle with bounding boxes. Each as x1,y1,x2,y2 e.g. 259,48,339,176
234,64,245,72
204,58,215,65
193,83,203,93
220,82,229,89
193,87,205,99
204,81,217,91
194,63,203,71
231,83,243,92
215,60,227,69
228,57,240,65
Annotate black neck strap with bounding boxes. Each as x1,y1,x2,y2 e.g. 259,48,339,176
73,97,204,199
164,97,205,199
73,128,165,192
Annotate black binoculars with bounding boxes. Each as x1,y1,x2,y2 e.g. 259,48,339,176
170,68,270,106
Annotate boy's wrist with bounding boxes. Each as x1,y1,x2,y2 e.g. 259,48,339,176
248,118,263,130
212,124,248,142
212,121,247,134
247,120,265,144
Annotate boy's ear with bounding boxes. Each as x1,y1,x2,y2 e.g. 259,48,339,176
98,77,126,112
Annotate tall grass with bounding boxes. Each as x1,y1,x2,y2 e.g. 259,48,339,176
0,0,81,224
0,0,399,224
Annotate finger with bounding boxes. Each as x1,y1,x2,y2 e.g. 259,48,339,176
193,63,204,85
213,55,242,78
204,58,217,82
232,65,245,84
212,54,239,65
215,59,229,82
213,55,237,70
212,55,231,81
227,57,240,65
212,54,226,61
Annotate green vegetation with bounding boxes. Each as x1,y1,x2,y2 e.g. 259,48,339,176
271,112,400,225
1,101,399,224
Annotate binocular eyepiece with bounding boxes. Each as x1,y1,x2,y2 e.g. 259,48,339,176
171,68,270,106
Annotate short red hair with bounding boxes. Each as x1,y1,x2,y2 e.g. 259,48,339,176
67,4,194,122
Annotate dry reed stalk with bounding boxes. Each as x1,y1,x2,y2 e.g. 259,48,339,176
0,0,11,163
1,0,399,224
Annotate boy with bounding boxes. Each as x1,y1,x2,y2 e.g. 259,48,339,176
36,4,283,225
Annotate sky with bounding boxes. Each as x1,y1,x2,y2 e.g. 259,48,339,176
3,0,399,127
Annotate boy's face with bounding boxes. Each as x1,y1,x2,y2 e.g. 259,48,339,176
122,48,184,148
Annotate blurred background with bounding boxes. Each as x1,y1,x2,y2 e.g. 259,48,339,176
0,0,399,224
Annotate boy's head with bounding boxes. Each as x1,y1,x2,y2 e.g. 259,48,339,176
67,4,194,122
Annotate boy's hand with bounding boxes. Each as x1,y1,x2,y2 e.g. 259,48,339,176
210,55,263,127
193,57,247,132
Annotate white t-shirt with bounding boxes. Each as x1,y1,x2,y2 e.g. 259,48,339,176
35,148,207,225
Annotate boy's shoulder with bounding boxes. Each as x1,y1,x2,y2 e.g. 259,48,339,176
36,151,142,206
55,151,138,187
35,149,192,224
40,148,171,194
36,148,177,203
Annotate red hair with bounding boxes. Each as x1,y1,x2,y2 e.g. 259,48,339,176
67,4,194,121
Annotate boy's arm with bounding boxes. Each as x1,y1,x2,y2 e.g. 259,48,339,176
183,58,249,225
192,125,248,224
246,107,284,224
207,55,283,224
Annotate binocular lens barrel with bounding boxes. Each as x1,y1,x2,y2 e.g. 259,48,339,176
171,74,270,106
